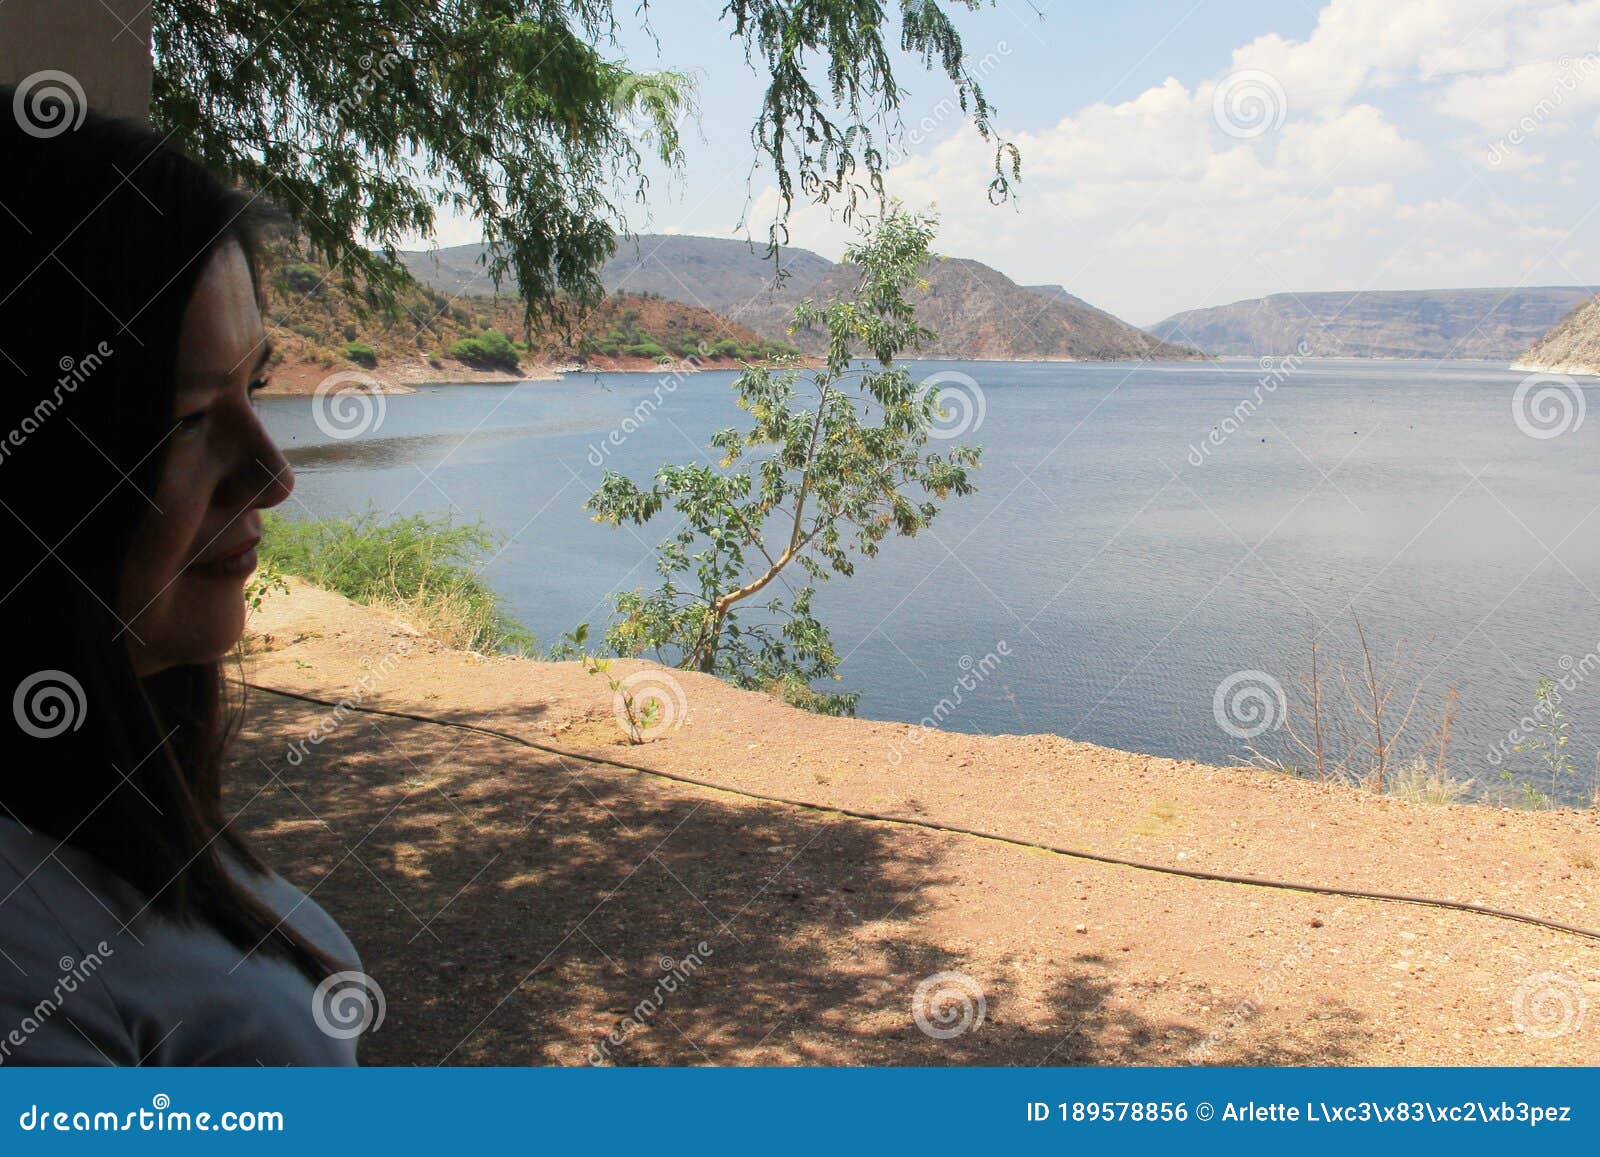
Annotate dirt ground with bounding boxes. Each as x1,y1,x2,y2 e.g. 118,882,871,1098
228,579,1600,1066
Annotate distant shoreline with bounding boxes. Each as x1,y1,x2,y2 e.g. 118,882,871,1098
265,350,1588,396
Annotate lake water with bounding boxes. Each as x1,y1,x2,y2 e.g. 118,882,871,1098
260,358,1600,804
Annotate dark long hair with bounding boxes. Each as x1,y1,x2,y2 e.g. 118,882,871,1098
0,91,338,984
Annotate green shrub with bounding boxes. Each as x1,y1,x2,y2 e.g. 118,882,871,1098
342,339,378,367
764,673,859,717
450,329,520,372
259,510,535,654
276,262,324,296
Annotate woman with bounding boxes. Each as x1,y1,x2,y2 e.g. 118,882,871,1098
0,92,361,1064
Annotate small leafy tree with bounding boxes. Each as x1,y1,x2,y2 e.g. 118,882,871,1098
585,207,980,700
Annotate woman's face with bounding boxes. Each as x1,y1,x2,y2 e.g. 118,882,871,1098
118,241,294,676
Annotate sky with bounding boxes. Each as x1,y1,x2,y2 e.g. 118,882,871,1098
428,0,1600,326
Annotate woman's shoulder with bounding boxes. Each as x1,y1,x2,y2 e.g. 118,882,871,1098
0,817,139,1064
0,818,362,1066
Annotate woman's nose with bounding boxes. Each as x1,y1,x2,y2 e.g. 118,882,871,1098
223,406,294,510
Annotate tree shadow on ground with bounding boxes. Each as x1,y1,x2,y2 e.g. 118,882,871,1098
226,692,1368,1066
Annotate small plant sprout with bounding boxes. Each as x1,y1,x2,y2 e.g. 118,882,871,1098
562,624,662,745
1508,676,1576,807
244,559,289,616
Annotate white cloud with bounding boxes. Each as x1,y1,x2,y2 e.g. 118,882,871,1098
756,0,1600,323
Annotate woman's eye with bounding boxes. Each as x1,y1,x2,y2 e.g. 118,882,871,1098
247,378,270,407
173,409,207,433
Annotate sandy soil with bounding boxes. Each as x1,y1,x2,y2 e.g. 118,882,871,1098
230,579,1600,1066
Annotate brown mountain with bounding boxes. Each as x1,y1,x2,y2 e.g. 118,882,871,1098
1513,294,1600,375
400,235,1200,362
399,235,834,317
740,257,1203,361
1148,287,1599,361
260,244,792,389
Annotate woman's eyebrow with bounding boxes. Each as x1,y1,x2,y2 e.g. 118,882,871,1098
179,339,275,388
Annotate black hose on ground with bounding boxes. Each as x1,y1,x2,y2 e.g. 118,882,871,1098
239,679,1600,944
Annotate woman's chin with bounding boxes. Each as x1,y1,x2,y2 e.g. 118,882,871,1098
128,590,249,675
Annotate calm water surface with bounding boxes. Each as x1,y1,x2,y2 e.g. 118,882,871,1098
260,358,1600,803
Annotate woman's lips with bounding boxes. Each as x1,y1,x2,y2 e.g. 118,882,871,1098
193,535,260,578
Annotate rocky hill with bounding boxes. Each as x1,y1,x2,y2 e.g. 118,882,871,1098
1513,294,1600,375
399,235,834,318
739,257,1203,361
401,235,1202,363
260,244,793,391
1147,287,1598,361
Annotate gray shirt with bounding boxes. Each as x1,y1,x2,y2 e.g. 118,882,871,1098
0,817,363,1065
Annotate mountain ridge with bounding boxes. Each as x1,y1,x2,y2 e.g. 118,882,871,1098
398,235,1204,363
1148,287,1599,361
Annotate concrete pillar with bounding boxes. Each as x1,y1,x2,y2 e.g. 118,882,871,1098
0,0,154,121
